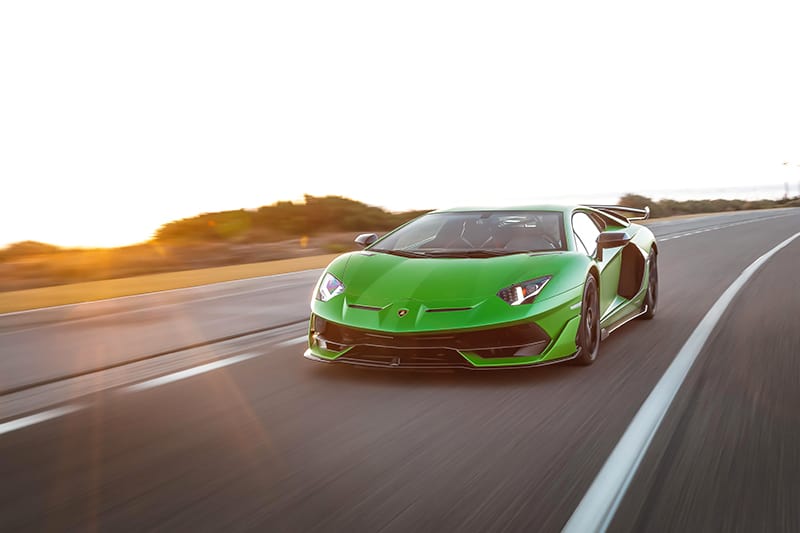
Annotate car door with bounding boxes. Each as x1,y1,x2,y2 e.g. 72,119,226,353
571,211,621,318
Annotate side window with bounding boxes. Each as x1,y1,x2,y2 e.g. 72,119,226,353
572,212,601,256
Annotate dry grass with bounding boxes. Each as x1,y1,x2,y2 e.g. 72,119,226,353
0,235,361,292
0,254,339,314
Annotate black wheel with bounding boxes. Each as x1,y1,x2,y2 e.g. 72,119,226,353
640,250,658,320
575,275,601,365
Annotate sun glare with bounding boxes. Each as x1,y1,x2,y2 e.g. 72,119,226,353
35,225,152,249
2,204,168,249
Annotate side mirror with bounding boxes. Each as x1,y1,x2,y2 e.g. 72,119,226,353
595,232,631,261
354,233,378,248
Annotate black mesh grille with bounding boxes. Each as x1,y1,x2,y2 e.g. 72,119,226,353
312,315,550,353
471,340,549,358
338,346,471,369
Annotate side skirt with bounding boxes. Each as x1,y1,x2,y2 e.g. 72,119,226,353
600,305,648,341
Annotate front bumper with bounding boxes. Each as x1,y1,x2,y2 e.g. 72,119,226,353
304,313,583,370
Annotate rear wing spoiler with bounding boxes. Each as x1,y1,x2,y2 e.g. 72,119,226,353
584,205,650,222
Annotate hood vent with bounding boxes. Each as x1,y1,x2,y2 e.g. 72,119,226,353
348,304,386,311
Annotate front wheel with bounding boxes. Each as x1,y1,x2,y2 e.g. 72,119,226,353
640,250,658,320
574,275,601,365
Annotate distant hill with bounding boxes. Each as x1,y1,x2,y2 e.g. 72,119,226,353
0,240,62,260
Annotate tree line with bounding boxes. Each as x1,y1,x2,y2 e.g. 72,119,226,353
153,195,431,243
618,193,800,218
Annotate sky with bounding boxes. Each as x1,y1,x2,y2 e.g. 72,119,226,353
2,0,800,248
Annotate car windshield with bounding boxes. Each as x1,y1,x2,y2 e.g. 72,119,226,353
370,211,566,257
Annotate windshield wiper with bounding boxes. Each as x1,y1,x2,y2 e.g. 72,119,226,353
371,249,430,258
418,249,525,258
372,249,527,258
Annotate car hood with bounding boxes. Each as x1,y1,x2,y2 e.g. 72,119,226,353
345,251,566,304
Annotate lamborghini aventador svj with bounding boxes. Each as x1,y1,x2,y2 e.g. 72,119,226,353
304,204,657,369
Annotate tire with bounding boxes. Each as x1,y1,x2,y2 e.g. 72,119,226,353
574,274,601,365
640,250,658,320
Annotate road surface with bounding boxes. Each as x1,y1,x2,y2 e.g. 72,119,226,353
1,209,798,532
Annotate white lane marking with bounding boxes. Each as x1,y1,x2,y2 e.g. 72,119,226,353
0,267,324,318
0,405,83,436
0,326,308,420
125,353,260,392
564,230,800,533
656,212,795,242
275,335,307,348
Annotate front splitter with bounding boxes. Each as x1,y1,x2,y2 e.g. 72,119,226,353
303,349,577,370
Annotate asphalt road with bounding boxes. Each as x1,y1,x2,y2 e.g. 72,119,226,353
0,269,318,393
1,209,798,532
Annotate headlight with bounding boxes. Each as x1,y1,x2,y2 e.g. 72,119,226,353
316,273,345,302
497,276,551,306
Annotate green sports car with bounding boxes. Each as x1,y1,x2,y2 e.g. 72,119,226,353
304,204,657,369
